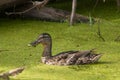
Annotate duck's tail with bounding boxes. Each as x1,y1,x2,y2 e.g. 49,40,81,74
91,54,102,63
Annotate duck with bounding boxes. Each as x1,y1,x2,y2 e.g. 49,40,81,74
28,33,102,66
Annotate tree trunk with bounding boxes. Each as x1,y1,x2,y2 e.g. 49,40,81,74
117,0,120,10
70,0,77,26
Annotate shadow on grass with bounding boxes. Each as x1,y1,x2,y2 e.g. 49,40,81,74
68,61,116,71
11,78,46,80
92,61,116,65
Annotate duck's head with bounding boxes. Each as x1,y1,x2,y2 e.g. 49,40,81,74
28,33,52,47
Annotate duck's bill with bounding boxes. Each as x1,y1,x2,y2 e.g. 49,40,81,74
28,41,39,47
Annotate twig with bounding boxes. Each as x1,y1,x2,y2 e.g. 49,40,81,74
92,0,99,11
97,20,105,42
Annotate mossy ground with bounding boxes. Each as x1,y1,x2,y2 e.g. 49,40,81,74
0,0,120,80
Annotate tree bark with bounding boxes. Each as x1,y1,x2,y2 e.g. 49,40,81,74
70,0,77,26
116,0,120,10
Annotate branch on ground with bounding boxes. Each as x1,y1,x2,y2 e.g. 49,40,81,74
0,67,25,80
97,20,105,42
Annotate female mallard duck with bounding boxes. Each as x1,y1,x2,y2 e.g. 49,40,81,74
29,33,101,66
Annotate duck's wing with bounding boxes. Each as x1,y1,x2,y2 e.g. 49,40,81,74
50,49,101,65
65,50,92,65
51,51,78,62
74,48,99,57
52,50,93,62
53,50,79,58
77,50,91,57
53,49,96,58
64,49,101,65
44,51,78,65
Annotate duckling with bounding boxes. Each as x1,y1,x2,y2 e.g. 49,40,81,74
28,33,102,66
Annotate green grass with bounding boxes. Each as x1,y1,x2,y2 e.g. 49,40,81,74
0,0,120,80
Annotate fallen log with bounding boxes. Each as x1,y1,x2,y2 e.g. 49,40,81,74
5,3,92,23
1,0,93,23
